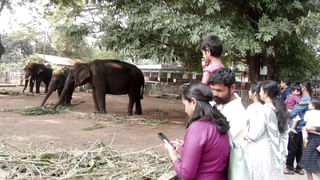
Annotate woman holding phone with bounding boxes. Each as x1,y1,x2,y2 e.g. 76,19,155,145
162,82,230,179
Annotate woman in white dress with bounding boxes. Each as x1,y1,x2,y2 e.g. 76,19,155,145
244,81,288,180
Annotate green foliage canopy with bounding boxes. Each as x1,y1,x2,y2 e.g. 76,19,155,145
46,0,320,81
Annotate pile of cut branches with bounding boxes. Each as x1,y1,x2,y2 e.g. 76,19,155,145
21,105,71,115
0,140,172,179
89,113,170,125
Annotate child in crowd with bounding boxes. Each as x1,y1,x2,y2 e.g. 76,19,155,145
200,35,224,85
286,85,302,133
286,85,301,111
300,97,320,180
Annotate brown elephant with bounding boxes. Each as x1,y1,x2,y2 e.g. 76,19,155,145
54,59,145,115
0,34,5,60
41,67,74,106
23,63,52,94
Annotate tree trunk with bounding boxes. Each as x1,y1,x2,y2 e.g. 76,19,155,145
247,55,258,83
266,57,276,80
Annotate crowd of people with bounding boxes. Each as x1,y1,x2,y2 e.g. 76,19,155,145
160,35,320,180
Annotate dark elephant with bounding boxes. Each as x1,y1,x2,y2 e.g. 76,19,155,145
54,59,145,115
23,76,36,93
23,63,52,94
0,34,5,60
41,67,75,106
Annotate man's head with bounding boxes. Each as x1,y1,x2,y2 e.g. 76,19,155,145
280,77,291,89
208,68,236,105
200,35,223,58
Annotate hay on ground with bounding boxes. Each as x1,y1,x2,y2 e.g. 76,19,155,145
0,140,173,179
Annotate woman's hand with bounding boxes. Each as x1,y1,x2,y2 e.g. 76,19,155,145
171,139,183,153
163,140,179,162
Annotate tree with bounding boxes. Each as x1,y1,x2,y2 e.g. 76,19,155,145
0,0,10,59
0,0,42,61
49,0,320,82
1,32,34,63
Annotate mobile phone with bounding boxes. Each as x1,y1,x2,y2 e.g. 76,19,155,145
158,132,170,142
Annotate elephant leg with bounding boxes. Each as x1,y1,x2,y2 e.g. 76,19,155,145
57,89,62,97
44,84,48,94
92,89,100,113
29,80,34,93
35,80,41,94
135,97,142,115
65,89,73,105
127,95,134,116
96,90,106,113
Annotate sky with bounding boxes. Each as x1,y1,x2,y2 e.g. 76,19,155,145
0,1,49,33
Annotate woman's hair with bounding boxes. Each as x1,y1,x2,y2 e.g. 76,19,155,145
200,35,223,57
311,97,320,110
250,81,263,103
261,80,288,133
301,81,312,96
182,82,229,134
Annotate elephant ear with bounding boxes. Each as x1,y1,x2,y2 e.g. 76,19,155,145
37,67,43,75
78,66,90,84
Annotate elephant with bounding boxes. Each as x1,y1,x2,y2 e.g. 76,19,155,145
23,63,53,94
0,34,5,60
54,59,145,115
41,67,75,106
23,76,36,93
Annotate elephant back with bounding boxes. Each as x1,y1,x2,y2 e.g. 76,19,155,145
89,59,144,96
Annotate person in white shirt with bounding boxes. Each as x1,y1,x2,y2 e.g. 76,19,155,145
300,97,320,180
208,67,247,147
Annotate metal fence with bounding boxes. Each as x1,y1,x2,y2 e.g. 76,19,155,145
0,71,24,85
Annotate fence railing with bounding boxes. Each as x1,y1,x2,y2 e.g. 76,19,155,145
0,72,24,85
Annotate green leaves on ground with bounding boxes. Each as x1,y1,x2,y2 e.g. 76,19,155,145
21,105,71,115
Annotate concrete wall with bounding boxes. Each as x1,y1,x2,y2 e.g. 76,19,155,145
144,81,251,107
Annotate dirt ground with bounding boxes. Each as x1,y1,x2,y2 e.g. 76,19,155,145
0,86,187,152
0,86,306,180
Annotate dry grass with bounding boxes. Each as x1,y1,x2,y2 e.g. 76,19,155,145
0,140,172,179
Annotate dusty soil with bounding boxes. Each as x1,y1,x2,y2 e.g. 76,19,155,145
0,86,187,152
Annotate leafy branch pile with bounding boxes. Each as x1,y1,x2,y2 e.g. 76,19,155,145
21,105,71,116
0,90,21,96
88,114,170,125
0,140,172,179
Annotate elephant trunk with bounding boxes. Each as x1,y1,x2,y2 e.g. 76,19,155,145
54,72,74,110
41,83,55,106
22,79,29,93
